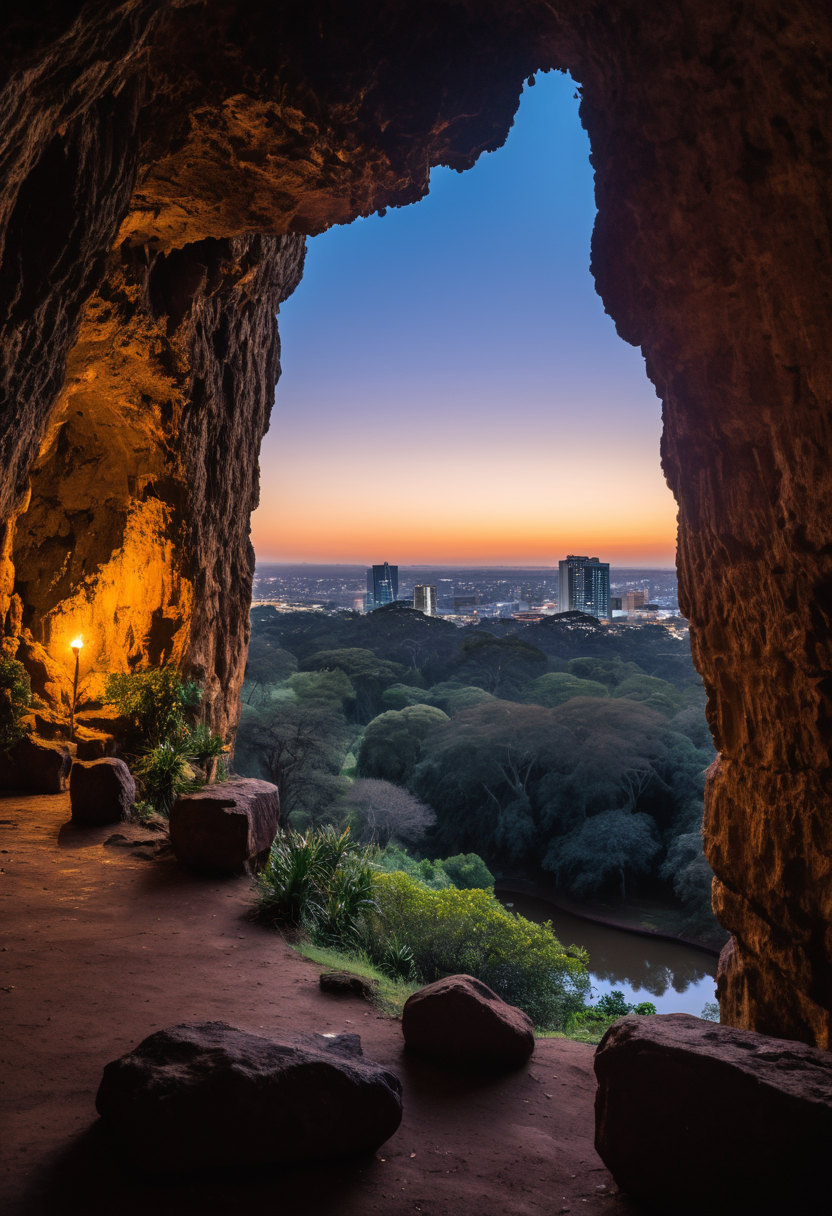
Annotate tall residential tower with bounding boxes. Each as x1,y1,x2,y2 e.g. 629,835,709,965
558,555,610,619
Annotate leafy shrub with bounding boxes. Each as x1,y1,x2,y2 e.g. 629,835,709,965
255,826,377,947
376,845,494,891
440,853,495,890
700,1001,720,1022
187,724,227,766
0,657,31,754
364,870,590,1029
133,738,198,816
105,668,200,748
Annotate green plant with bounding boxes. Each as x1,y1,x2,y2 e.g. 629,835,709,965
700,1001,720,1022
439,852,495,890
105,668,201,748
0,657,31,754
378,935,416,981
187,724,227,766
254,826,378,945
290,938,418,1017
134,738,197,816
363,870,590,1029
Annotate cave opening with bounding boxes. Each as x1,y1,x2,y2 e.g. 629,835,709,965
1,0,831,1060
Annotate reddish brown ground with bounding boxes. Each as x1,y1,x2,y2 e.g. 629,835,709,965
0,793,640,1216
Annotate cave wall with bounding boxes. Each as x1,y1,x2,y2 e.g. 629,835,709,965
1,1,831,1043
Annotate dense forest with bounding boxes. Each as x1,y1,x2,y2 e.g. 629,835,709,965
236,604,720,938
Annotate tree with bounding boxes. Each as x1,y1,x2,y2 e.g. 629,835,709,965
550,810,661,900
300,648,416,723
453,633,547,698
241,703,350,823
358,704,449,784
338,778,435,846
520,672,609,708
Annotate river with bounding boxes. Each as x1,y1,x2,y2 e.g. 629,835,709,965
499,892,718,1016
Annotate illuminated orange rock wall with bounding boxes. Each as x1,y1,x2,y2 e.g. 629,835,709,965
1,2,831,1043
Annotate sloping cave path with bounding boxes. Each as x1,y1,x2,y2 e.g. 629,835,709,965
1,0,832,1047
0,794,636,1216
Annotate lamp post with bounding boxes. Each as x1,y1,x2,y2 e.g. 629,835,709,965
69,638,83,741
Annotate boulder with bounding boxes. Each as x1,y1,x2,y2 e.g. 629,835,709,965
169,778,279,873
320,971,376,1000
594,1012,832,1215
70,757,135,823
74,728,117,761
0,733,71,793
402,974,535,1069
96,1021,402,1169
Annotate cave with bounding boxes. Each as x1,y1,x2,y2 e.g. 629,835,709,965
1,0,830,1080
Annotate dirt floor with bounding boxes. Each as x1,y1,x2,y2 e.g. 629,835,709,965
0,792,641,1216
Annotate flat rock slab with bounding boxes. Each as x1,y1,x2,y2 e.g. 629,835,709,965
96,1020,403,1170
594,1012,832,1215
319,971,377,1000
402,974,535,1069
169,778,279,872
70,757,135,823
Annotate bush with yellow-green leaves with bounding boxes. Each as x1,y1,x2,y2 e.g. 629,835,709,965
362,870,590,1029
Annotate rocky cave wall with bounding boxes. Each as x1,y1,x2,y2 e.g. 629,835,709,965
1,1,831,1045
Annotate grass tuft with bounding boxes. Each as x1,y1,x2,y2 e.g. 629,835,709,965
289,937,419,1017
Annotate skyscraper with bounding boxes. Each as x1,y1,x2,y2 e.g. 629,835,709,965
366,562,398,609
558,555,610,619
413,585,437,616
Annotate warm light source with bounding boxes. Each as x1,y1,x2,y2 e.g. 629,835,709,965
69,638,83,739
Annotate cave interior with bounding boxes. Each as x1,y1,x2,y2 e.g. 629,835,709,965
1,0,831,1061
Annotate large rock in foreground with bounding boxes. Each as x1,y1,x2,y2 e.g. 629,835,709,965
402,975,535,1069
594,1012,832,1215
169,778,279,872
96,1021,402,1169
0,734,72,793
70,757,135,823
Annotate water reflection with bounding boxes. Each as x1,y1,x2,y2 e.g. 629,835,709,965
501,892,718,1016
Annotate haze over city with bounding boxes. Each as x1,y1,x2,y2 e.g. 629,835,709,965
252,71,677,567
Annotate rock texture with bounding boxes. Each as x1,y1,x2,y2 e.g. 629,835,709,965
1,3,831,1041
594,1013,832,1215
69,758,135,824
0,735,71,794
402,975,535,1069
320,971,377,1000
95,1021,403,1169
168,777,279,872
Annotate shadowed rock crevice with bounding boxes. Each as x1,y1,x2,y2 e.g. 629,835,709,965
1,1,831,1043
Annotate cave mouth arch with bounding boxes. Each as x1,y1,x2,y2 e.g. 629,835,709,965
1,2,831,1048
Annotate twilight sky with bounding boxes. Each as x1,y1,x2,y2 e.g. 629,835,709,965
252,71,678,567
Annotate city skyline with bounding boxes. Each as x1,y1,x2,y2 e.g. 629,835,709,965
251,71,677,568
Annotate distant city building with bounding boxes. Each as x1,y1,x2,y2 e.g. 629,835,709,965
558,555,610,619
624,590,646,612
366,562,398,609
413,584,437,616
610,596,623,612
454,594,478,612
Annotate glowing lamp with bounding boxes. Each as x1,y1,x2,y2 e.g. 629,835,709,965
69,638,83,739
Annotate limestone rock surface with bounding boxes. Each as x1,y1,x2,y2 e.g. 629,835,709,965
69,757,135,824
95,1021,403,1169
402,975,535,1069
594,1012,832,1215
169,778,279,872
